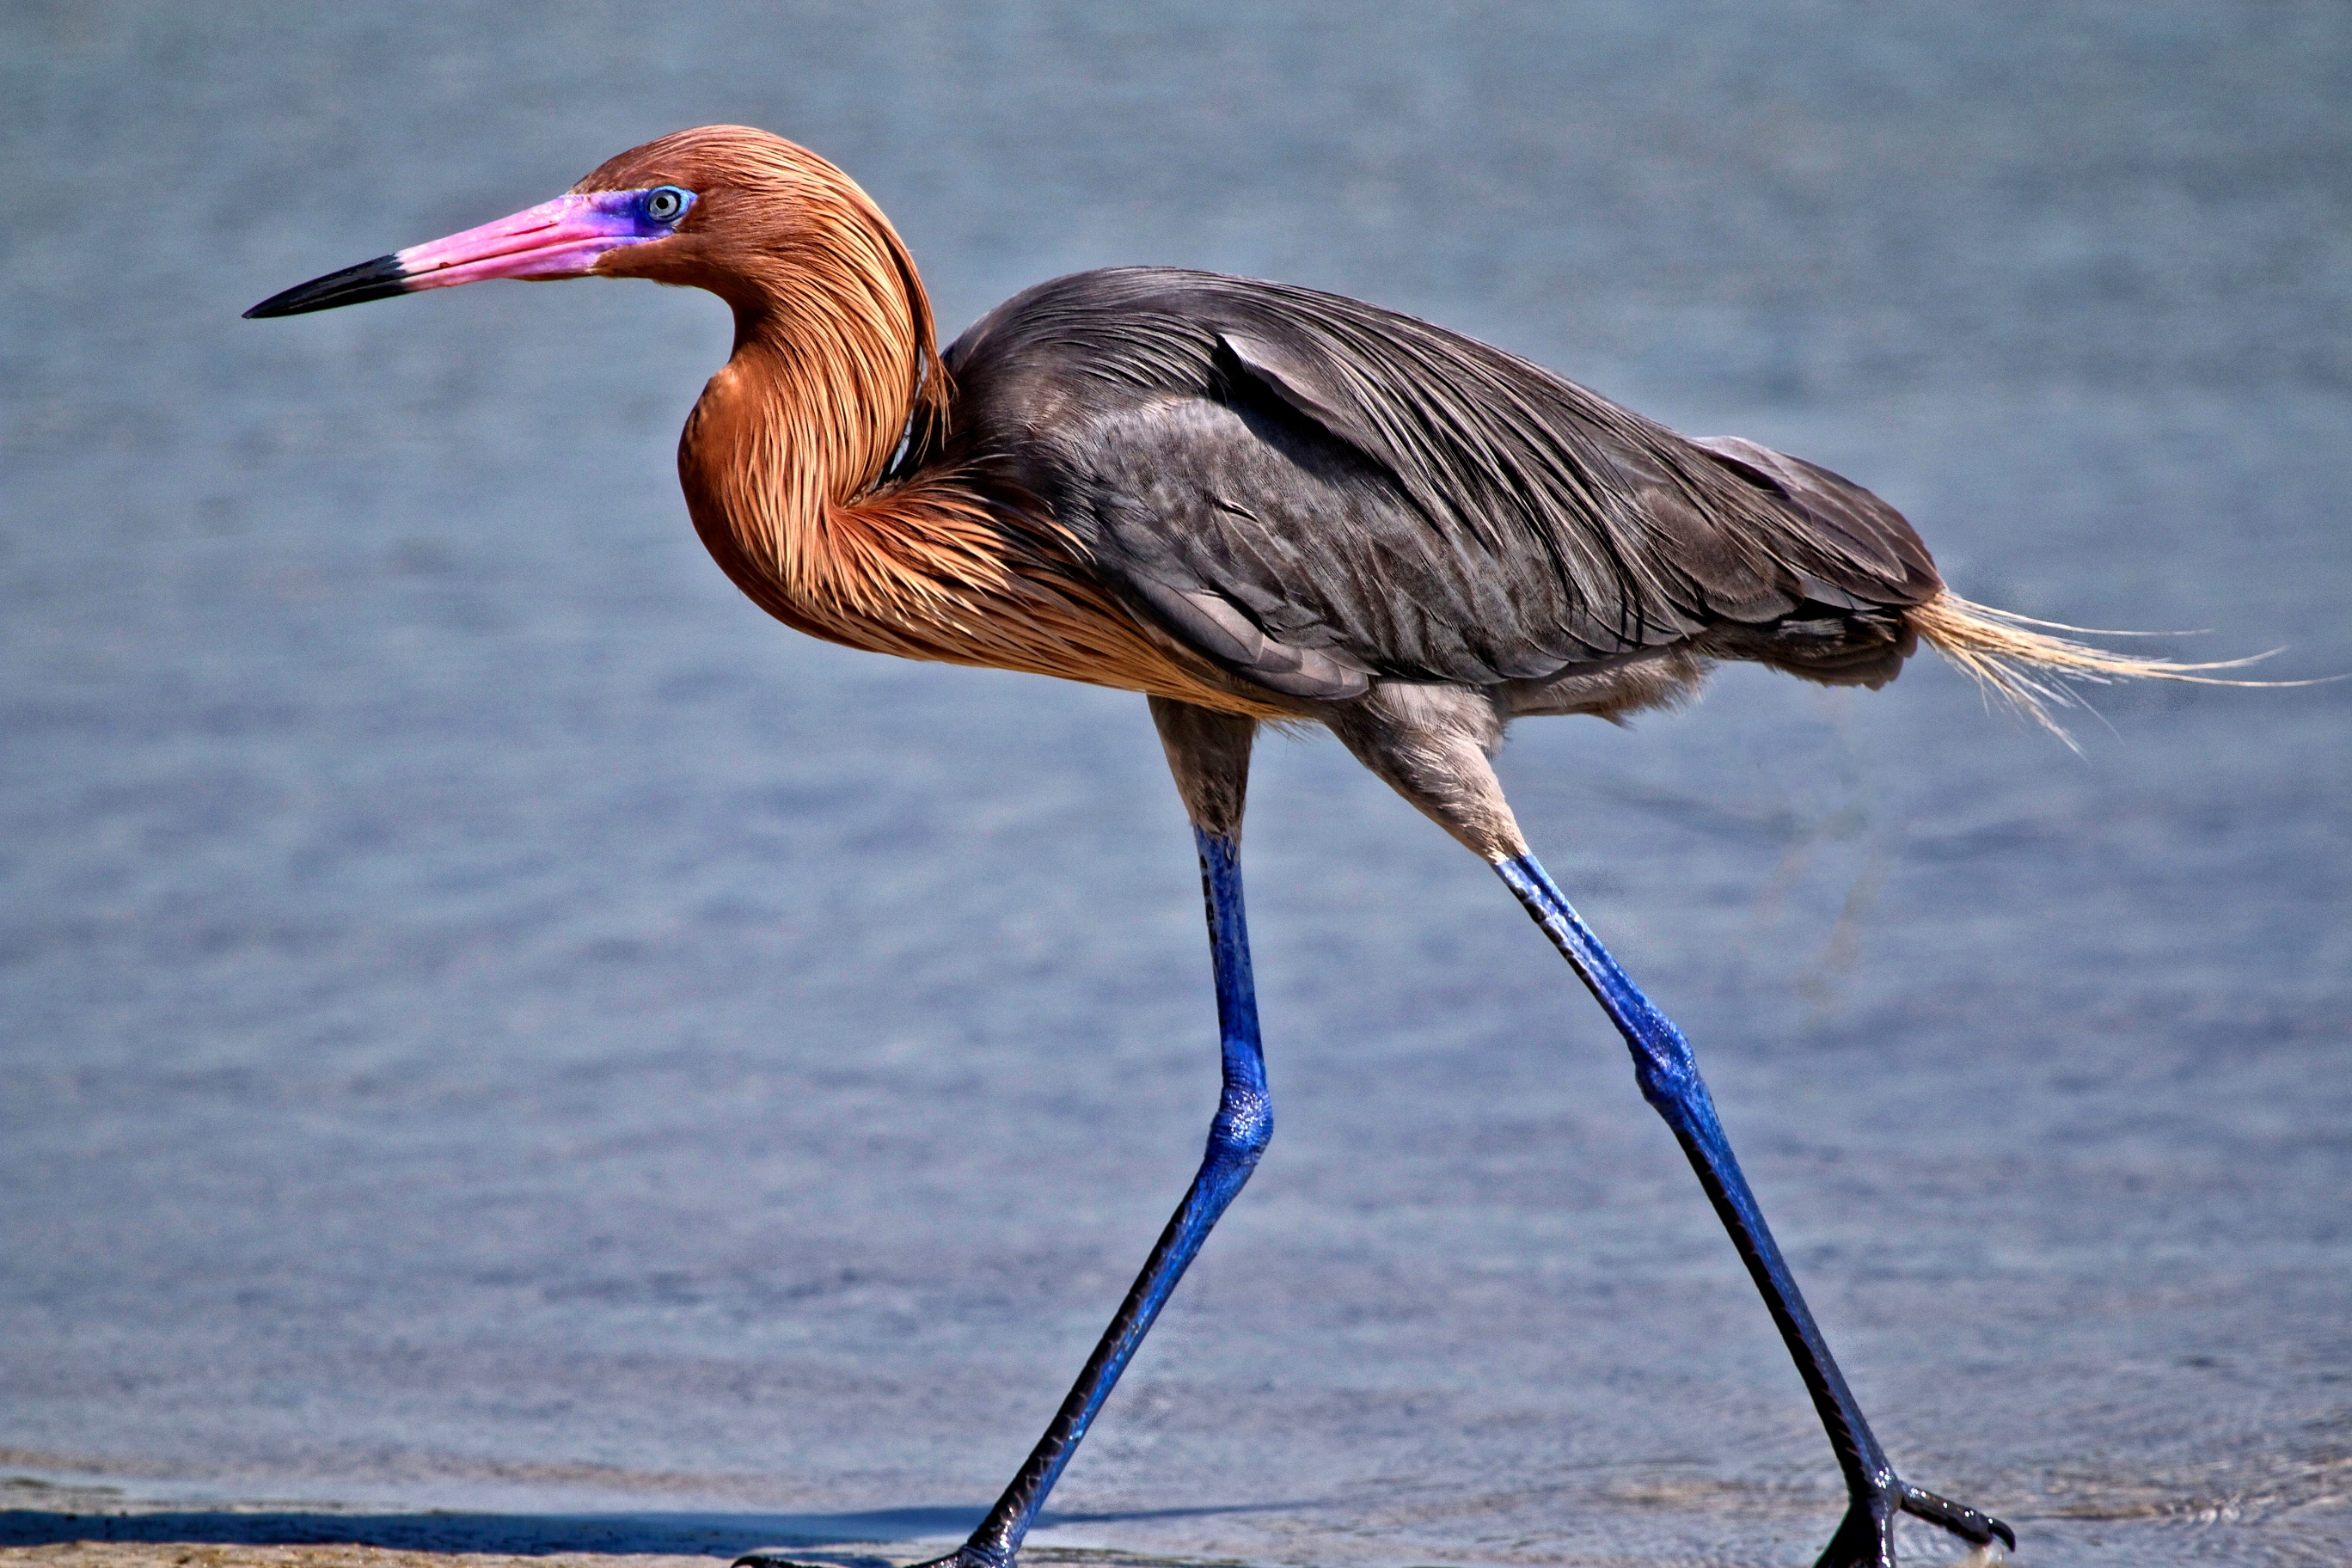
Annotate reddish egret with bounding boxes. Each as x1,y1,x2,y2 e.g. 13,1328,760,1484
250,126,2230,1567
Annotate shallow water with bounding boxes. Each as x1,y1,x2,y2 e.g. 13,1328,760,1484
3,5,2349,1565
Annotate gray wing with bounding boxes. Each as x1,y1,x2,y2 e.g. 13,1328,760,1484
942,268,1940,699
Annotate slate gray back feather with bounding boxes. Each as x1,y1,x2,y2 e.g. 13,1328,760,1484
941,267,1941,699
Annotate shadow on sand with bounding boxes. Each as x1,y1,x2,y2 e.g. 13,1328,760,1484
0,1500,1308,1560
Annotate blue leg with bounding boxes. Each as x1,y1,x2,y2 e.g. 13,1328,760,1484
912,827,1272,1568
1496,854,2012,1567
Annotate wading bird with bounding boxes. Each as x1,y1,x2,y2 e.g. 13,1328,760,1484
249,126,2227,1567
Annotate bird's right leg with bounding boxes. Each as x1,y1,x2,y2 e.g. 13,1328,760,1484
758,700,1271,1568
1329,683,2011,1568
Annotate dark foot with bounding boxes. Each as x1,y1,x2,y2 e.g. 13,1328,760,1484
1814,1479,2015,1566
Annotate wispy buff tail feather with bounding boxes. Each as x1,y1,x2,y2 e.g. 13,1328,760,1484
1907,591,2299,744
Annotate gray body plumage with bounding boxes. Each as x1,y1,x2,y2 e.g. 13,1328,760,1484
939,266,1939,717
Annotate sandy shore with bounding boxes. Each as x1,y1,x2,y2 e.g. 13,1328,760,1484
0,1479,818,1568
3,1550,726,1568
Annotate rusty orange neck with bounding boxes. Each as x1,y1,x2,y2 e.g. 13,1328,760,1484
670,187,1294,720
671,186,995,651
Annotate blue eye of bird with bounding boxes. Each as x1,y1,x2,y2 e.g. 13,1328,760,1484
643,186,690,224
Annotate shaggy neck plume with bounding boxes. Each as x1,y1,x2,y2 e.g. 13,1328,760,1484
656,136,1283,715
671,162,956,642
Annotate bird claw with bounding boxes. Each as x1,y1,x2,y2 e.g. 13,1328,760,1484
1901,1481,2016,1552
1811,1477,2014,1567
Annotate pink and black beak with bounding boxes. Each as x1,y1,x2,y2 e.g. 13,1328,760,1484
244,185,695,318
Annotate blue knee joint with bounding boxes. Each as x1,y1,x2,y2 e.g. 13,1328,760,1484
1210,1083,1272,1161
1627,1020,1703,1118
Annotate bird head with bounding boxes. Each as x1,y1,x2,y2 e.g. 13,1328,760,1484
244,126,916,326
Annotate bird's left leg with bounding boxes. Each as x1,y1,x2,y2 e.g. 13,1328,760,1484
769,699,1270,1568
1330,684,2012,1568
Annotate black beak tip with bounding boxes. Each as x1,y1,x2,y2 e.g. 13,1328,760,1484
244,254,408,319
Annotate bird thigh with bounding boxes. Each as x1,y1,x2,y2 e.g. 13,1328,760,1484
1149,696,1258,840
1327,683,1526,862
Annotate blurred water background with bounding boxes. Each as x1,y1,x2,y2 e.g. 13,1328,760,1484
3,4,2349,1565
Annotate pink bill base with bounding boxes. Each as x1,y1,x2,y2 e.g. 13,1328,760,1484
395,192,662,291
246,187,689,318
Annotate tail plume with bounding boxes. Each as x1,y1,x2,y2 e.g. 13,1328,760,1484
1908,591,2291,741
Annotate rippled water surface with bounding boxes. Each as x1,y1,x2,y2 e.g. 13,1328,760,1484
4,5,2349,1565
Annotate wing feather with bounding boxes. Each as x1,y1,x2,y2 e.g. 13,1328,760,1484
942,268,1940,694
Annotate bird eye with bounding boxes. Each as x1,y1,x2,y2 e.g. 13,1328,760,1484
644,186,691,224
